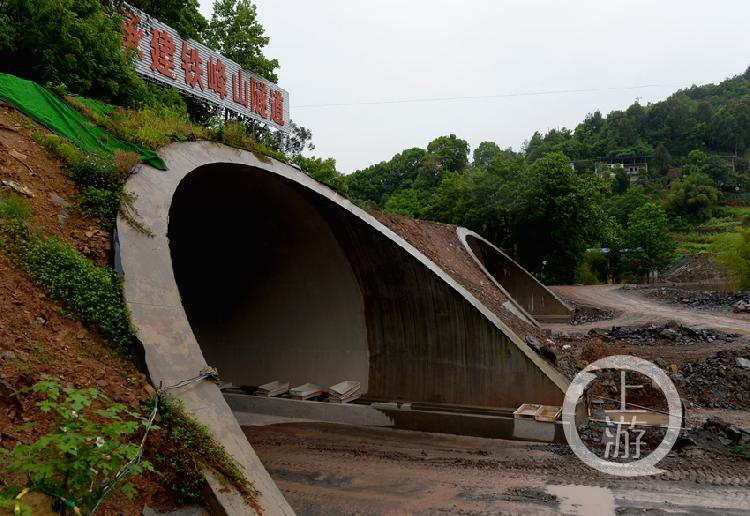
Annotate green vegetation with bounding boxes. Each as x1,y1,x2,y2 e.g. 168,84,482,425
0,191,30,220
0,223,135,350
523,69,750,163
0,377,152,514
205,0,279,82
67,94,204,151
293,155,348,194
40,134,145,231
621,203,676,276
336,67,750,285
0,0,146,106
155,397,259,508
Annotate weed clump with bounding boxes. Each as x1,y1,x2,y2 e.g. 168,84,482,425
41,134,146,232
0,192,31,221
154,397,260,512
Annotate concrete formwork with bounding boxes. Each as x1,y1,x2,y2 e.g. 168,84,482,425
458,228,574,324
117,141,571,514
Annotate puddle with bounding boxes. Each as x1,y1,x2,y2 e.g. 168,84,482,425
546,485,615,516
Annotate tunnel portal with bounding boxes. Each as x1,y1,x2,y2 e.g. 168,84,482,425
167,162,564,408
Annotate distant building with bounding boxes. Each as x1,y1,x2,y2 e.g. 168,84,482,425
596,158,649,182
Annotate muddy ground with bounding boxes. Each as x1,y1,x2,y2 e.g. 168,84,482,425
243,421,750,515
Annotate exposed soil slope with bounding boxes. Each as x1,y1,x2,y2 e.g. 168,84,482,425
0,104,178,513
372,212,541,339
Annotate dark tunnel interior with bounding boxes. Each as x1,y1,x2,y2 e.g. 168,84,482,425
168,164,370,391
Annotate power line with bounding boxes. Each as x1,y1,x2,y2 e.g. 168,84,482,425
293,83,676,109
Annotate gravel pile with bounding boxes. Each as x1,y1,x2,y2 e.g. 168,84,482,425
633,286,750,311
571,306,615,325
672,349,750,409
598,324,738,345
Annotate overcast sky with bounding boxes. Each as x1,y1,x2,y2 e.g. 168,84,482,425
198,0,750,173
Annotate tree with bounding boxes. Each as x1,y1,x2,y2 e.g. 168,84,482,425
128,0,208,42
665,172,720,222
683,149,732,186
347,147,427,207
606,184,652,226
612,168,630,194
622,202,675,276
423,172,470,224
426,134,469,173
0,0,146,105
514,152,606,283
384,187,424,218
472,141,502,168
294,156,347,194
205,0,279,82
266,120,314,157
651,143,672,180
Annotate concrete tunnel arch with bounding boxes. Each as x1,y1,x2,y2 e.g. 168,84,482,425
457,227,574,324
116,141,570,514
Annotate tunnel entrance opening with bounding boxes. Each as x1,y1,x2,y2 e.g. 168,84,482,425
168,164,370,391
167,161,564,408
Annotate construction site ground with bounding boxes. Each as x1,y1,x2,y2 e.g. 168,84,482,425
547,284,750,335
243,420,750,515
242,284,750,515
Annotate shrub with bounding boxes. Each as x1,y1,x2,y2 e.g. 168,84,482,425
5,229,135,349
77,187,123,221
41,135,143,230
0,376,152,514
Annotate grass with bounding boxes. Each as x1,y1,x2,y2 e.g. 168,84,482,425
729,444,750,459
673,206,750,255
0,222,135,351
67,95,288,164
208,121,288,163
0,192,31,220
67,96,204,149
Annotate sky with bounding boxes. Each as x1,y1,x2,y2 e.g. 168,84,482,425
198,0,750,173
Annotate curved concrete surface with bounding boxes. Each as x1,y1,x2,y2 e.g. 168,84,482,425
458,228,573,324
117,141,570,514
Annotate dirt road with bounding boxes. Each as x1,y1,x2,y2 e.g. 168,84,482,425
243,421,750,515
548,285,750,334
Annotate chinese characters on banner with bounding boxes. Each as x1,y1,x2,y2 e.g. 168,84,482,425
121,3,289,132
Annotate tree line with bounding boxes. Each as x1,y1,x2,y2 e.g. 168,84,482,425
306,69,750,284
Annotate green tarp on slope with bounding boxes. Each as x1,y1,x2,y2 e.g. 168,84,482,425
0,73,166,170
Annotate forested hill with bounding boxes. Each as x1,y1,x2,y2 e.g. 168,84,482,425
334,67,750,285
525,67,750,164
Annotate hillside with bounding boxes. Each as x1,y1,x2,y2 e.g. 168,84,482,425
0,88,272,512
341,67,750,286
